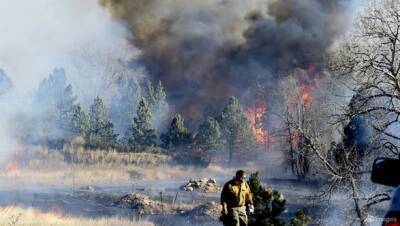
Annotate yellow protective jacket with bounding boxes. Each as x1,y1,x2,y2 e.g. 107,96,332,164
221,179,253,208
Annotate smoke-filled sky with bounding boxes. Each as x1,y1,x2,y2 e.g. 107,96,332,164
0,0,364,163
0,0,143,164
101,0,363,119
0,0,143,101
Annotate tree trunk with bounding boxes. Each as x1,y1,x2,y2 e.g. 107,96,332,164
350,176,367,226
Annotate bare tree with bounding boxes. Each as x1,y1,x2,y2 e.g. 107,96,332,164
280,75,314,180
330,0,400,157
278,71,389,225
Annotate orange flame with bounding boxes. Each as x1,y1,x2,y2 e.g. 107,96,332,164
294,63,321,108
36,204,66,220
4,160,18,174
246,104,267,145
298,84,313,107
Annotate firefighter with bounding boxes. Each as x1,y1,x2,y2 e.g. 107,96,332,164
220,170,254,226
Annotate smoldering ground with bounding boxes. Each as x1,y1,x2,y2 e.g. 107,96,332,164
101,0,354,120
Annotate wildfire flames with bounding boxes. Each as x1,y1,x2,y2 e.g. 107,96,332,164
247,104,268,146
2,144,26,174
246,64,321,147
298,84,314,107
4,160,18,174
296,63,320,108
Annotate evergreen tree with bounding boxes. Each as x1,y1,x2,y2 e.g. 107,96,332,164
124,98,157,146
153,81,169,115
196,117,224,162
289,209,310,226
70,104,89,138
154,81,166,104
161,114,190,149
88,97,117,148
145,80,156,107
145,80,169,130
36,68,77,139
248,172,309,226
109,76,142,135
57,84,77,135
219,97,255,162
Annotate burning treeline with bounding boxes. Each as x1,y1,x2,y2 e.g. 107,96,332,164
0,0,359,174
3,0,397,224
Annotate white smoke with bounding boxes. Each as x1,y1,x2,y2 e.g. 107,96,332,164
0,0,143,164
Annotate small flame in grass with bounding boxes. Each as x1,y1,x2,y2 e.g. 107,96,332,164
0,205,16,213
4,160,18,174
37,205,66,220
1,143,28,175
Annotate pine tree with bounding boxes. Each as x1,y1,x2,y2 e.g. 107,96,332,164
109,76,142,135
219,97,255,162
145,80,156,107
36,67,77,140
88,97,117,148
289,209,310,226
161,114,190,149
145,80,169,130
196,117,224,162
70,104,89,138
154,81,166,104
124,98,157,147
57,84,77,135
248,172,309,226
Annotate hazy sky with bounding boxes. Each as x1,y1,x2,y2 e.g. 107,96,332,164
0,0,140,98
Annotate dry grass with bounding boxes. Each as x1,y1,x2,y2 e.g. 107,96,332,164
0,146,260,188
0,206,153,226
27,147,172,168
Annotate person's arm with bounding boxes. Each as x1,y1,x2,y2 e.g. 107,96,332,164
220,183,229,215
221,183,228,205
245,182,254,205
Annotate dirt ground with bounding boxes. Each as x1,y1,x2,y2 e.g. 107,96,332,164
0,177,327,226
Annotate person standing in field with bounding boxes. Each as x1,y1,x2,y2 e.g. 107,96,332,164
220,170,254,226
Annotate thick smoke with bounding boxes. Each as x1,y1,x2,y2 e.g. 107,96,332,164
0,0,142,164
101,0,352,120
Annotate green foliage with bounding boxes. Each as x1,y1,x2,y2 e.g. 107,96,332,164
145,80,169,128
70,104,89,138
219,96,255,161
109,76,142,135
248,172,309,226
124,98,157,147
36,68,77,143
87,97,117,148
145,80,156,107
289,209,310,226
161,114,191,149
154,81,167,104
196,117,224,162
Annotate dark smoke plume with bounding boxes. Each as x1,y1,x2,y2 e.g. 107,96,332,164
101,0,352,121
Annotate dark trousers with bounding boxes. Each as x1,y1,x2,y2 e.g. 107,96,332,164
222,206,248,226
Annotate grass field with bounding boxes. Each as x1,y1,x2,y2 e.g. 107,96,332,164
0,206,153,226
0,146,249,188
